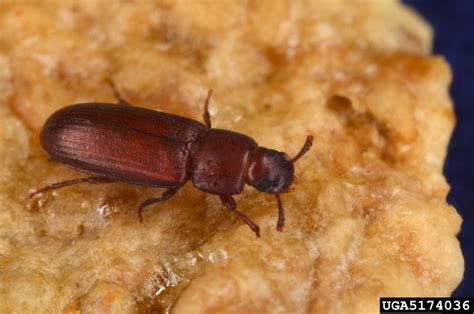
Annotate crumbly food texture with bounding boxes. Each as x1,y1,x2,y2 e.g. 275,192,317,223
0,0,463,313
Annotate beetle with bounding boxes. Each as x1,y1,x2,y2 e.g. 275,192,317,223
29,85,313,237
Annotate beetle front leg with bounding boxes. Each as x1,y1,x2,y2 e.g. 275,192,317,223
28,176,115,199
274,193,285,232
219,195,260,237
137,187,180,224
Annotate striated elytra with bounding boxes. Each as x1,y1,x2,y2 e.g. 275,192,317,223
30,88,313,237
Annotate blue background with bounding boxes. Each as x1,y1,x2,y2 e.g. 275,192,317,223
403,0,473,296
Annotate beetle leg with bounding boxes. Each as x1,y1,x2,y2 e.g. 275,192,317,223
274,193,285,232
219,195,260,237
202,89,213,129
28,176,114,199
107,79,132,106
137,187,180,224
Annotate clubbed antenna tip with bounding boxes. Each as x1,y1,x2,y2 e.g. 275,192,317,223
290,135,313,163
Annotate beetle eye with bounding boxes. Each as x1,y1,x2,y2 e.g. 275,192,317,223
256,179,278,192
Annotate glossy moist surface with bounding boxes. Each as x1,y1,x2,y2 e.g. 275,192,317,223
0,1,463,313
42,103,206,187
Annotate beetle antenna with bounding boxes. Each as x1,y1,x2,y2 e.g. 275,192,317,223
290,135,313,163
275,193,285,231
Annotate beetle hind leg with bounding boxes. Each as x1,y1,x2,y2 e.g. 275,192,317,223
107,79,132,106
28,176,114,199
137,187,180,224
220,195,260,237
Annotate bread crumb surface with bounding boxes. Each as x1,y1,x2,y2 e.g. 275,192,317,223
0,1,463,313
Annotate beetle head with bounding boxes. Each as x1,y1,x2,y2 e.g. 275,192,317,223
246,147,294,194
246,135,313,194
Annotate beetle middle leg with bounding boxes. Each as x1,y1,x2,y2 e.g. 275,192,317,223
137,187,180,224
219,195,260,237
202,89,213,129
28,176,115,199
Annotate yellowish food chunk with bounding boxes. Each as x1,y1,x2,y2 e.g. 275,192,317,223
0,1,462,313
